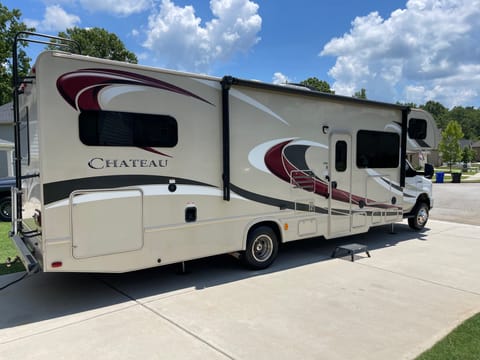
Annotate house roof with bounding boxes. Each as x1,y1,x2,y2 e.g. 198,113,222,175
0,102,13,124
459,139,473,149
472,140,480,148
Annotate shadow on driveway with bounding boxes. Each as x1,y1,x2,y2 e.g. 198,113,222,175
0,222,429,330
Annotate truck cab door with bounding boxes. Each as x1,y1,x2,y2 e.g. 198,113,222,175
328,133,352,237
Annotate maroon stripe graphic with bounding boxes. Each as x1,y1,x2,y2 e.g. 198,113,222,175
56,68,214,158
56,68,214,111
264,140,400,209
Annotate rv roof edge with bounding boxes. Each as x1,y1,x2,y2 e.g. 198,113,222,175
50,51,222,82
226,76,411,111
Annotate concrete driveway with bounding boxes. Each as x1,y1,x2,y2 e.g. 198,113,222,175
430,183,480,225
1,215,480,359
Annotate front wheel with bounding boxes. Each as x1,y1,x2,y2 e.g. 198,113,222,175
242,226,279,270
408,202,429,230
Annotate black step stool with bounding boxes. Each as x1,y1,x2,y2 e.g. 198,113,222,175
331,243,370,262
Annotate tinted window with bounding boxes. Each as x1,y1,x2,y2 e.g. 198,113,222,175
356,130,399,168
79,110,177,147
408,118,427,140
335,140,347,172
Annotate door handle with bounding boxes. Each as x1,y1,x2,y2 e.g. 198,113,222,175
331,181,337,189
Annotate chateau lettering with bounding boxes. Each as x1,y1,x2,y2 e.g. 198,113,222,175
88,158,168,169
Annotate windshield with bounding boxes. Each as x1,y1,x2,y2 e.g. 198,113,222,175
405,159,417,177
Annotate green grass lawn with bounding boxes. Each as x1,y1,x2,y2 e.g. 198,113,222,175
0,222,25,275
416,313,480,360
434,169,479,183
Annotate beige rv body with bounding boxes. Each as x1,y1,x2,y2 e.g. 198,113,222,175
13,51,437,273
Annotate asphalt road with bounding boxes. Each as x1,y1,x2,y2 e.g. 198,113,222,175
430,183,480,225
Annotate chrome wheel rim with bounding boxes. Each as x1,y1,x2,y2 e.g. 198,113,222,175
417,208,428,226
252,235,273,262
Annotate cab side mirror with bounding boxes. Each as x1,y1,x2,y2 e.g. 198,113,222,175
424,163,434,179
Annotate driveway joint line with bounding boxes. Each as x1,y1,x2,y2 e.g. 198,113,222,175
97,277,236,360
0,302,139,345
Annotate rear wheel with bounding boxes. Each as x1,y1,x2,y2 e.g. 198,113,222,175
0,196,11,222
242,226,279,270
408,202,429,230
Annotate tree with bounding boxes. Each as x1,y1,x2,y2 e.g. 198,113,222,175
461,146,475,164
0,4,35,105
300,77,334,94
421,101,448,129
50,27,137,64
353,88,367,99
442,106,480,140
438,120,463,172
396,101,418,108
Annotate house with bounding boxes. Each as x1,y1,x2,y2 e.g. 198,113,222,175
408,125,442,168
472,140,480,162
458,139,479,163
0,102,14,177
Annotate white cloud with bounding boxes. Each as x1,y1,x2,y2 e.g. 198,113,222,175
41,0,77,5
272,72,290,84
143,0,261,72
320,0,480,107
26,5,81,32
78,0,151,16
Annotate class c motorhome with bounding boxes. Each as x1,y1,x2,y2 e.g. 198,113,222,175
10,33,438,274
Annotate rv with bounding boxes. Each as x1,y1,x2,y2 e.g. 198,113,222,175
11,33,438,274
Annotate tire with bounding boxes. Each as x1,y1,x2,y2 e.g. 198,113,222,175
0,196,11,222
242,226,279,270
408,202,429,230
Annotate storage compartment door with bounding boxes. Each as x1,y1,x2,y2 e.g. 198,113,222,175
72,189,143,259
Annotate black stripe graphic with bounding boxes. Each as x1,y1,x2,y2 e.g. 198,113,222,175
43,175,215,204
231,184,401,217
44,176,399,220
231,184,330,214
379,176,417,199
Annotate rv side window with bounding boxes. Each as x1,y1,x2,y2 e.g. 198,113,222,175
79,111,178,147
335,141,347,172
408,118,427,140
356,130,399,168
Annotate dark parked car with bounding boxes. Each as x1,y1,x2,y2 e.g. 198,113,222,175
0,177,15,221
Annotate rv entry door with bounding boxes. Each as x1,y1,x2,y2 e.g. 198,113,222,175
328,133,352,237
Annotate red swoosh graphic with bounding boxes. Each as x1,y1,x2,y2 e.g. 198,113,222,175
56,68,215,158
57,68,214,111
265,140,400,209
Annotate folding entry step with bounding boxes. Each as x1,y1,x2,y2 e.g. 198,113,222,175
331,243,371,262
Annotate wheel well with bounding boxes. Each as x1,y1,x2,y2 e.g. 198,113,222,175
248,221,282,244
0,191,11,201
417,193,431,209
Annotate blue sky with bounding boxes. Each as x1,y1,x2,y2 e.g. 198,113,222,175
5,0,480,108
